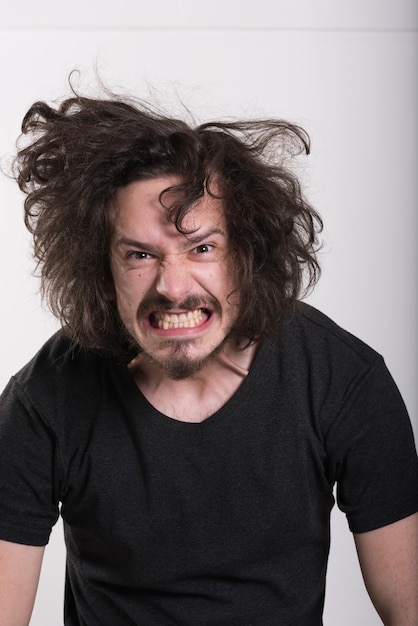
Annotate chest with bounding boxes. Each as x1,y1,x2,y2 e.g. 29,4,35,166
60,383,332,588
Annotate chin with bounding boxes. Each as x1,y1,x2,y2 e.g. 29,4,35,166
146,337,228,380
164,360,204,380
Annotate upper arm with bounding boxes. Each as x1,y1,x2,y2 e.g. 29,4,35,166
354,512,418,626
0,539,45,626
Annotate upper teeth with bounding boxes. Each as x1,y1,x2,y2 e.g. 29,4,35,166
155,309,204,329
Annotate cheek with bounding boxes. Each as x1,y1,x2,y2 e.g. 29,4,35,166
113,274,145,311
219,264,238,292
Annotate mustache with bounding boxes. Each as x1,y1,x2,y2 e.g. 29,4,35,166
137,294,221,317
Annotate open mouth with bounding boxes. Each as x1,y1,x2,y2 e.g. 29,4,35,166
149,308,211,330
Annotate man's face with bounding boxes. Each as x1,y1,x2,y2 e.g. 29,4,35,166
109,176,239,379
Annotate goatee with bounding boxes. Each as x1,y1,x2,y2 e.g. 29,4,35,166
141,337,228,380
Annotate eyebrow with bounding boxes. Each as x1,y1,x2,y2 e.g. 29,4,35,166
183,228,226,246
115,228,226,253
115,237,160,255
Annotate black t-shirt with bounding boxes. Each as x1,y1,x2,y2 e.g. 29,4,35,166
1,303,417,625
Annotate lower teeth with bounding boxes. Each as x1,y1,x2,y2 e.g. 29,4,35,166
158,318,198,330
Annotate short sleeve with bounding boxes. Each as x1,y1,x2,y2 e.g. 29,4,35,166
326,357,418,533
0,377,61,545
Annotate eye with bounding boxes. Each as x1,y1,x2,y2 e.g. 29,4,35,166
127,251,153,260
193,244,213,254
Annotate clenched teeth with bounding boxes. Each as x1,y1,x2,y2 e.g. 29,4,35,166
154,309,206,329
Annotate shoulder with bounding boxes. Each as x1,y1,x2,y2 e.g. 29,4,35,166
281,301,382,368
8,331,113,416
14,330,78,381
269,302,394,423
14,330,101,383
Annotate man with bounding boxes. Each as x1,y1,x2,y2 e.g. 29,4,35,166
0,92,417,626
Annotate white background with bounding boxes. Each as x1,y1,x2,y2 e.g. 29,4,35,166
0,1,417,624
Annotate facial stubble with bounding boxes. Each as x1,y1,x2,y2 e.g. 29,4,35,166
133,293,236,380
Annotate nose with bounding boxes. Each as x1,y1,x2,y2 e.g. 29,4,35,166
155,258,192,303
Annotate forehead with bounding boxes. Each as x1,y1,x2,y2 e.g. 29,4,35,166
112,176,226,235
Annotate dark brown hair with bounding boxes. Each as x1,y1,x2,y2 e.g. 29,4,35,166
14,91,322,356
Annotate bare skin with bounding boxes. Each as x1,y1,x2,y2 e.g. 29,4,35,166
0,540,44,626
110,176,257,421
354,512,418,626
128,341,257,422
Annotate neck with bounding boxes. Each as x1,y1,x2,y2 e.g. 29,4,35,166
127,341,258,423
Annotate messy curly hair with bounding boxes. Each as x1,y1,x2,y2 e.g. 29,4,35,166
14,91,322,356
